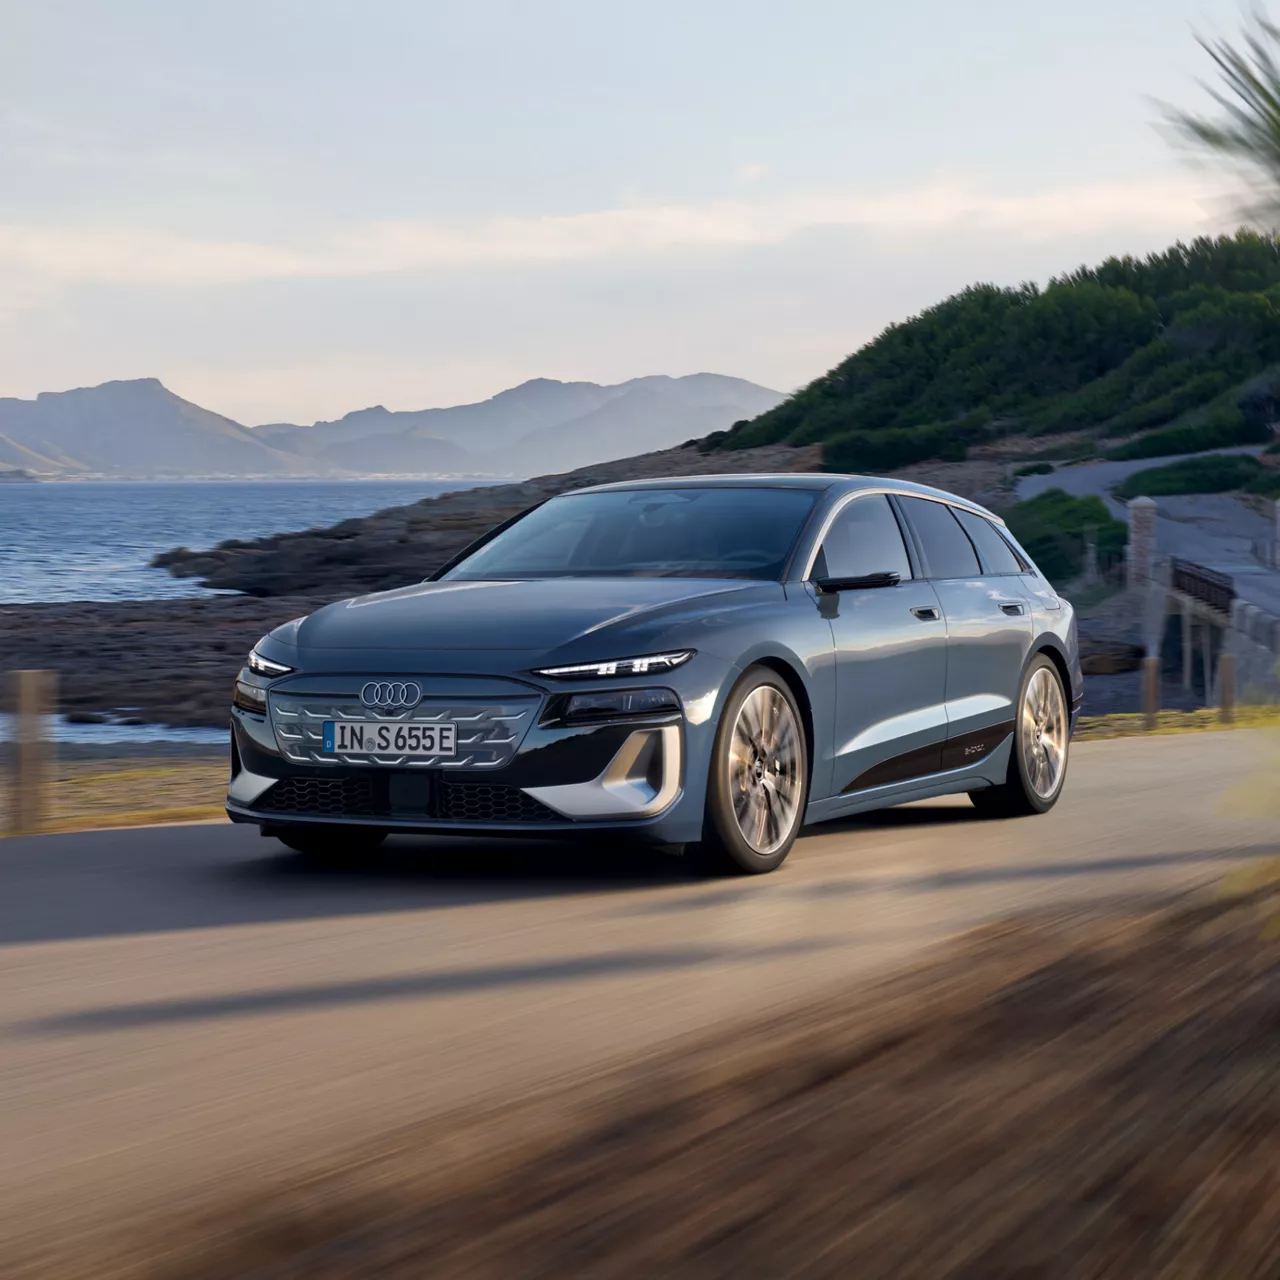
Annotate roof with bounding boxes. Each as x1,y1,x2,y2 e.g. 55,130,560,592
572,473,837,493
569,472,1002,522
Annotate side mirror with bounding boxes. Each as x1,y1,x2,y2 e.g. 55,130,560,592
814,571,901,593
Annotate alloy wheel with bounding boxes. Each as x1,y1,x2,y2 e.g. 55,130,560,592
727,685,803,855
1020,666,1068,800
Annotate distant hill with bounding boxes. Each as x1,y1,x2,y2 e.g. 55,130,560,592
2,373,783,478
256,374,786,475
712,231,1280,470
0,379,317,478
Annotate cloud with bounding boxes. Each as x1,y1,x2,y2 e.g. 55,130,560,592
0,177,1214,292
737,162,768,182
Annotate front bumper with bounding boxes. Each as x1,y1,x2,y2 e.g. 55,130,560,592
226,671,706,843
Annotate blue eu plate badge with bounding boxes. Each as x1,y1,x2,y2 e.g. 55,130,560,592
323,722,335,753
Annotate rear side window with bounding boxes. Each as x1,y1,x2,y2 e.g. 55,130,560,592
952,509,1023,575
897,496,980,579
815,494,912,580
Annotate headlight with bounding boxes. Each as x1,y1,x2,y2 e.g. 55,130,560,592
247,645,293,677
560,687,681,723
533,651,694,679
233,679,267,714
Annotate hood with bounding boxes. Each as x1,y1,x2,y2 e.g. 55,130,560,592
292,577,777,655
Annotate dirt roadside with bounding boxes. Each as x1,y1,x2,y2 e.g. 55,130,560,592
25,882,1280,1280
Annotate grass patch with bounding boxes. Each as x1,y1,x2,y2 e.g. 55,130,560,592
1,759,225,836
1104,407,1270,461
1113,452,1264,499
1074,705,1280,740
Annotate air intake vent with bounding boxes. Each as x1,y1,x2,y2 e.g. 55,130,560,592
260,776,377,817
436,781,561,824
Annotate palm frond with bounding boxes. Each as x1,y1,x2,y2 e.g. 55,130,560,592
1158,8,1280,227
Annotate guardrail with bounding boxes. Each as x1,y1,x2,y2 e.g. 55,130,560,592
1170,558,1236,613
4,669,57,836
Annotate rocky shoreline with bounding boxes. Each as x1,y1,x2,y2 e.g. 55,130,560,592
0,596,330,729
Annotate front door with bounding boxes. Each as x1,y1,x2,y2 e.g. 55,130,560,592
811,493,949,797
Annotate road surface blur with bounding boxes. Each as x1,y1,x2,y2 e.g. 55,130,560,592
0,730,1276,1269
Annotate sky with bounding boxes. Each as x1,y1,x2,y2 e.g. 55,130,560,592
0,0,1260,425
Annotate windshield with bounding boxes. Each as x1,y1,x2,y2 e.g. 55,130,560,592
442,487,818,581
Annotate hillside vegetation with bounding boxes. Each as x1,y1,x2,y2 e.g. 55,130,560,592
714,232,1280,469
1114,452,1280,500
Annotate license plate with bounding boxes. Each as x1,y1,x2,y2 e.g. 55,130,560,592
323,720,457,757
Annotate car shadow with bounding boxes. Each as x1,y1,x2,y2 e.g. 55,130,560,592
0,823,702,947
810,799,987,835
247,833,697,889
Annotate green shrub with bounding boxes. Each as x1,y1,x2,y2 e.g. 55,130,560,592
1004,489,1127,583
1014,461,1055,476
1113,453,1264,499
1244,469,1280,497
1098,371,1232,436
1105,405,1270,460
823,424,967,473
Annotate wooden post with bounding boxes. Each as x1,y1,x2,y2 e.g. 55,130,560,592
1082,526,1099,587
1218,652,1236,726
1181,600,1193,692
9,669,56,836
1141,655,1160,731
1202,618,1214,704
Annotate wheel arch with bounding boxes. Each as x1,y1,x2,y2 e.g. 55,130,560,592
1029,637,1072,704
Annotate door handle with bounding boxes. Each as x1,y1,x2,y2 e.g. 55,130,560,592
1000,602,1025,616
911,606,940,621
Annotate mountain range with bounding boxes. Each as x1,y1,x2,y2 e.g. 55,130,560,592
0,373,784,480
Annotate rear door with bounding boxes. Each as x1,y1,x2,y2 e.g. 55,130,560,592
809,493,949,796
895,496,1033,767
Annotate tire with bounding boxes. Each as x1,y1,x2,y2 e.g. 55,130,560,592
969,654,1069,818
697,667,809,875
275,825,387,866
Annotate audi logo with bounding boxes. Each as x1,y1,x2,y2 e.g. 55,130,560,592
360,681,423,711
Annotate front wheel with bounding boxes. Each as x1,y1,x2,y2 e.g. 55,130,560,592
969,655,1069,818
698,668,809,874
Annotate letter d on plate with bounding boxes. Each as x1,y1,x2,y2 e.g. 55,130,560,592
323,722,336,753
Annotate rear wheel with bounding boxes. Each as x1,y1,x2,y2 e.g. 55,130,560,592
274,826,387,867
969,655,1069,818
698,668,808,874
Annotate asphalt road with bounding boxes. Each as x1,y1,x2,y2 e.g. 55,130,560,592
1,730,1277,1270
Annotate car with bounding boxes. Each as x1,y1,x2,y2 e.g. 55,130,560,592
226,474,1081,873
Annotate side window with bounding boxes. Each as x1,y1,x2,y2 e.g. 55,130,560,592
953,509,1023,575
897,496,981,580
815,494,912,580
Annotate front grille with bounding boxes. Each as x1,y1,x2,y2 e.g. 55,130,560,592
437,781,561,824
269,693,537,769
256,773,561,825
260,776,377,817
